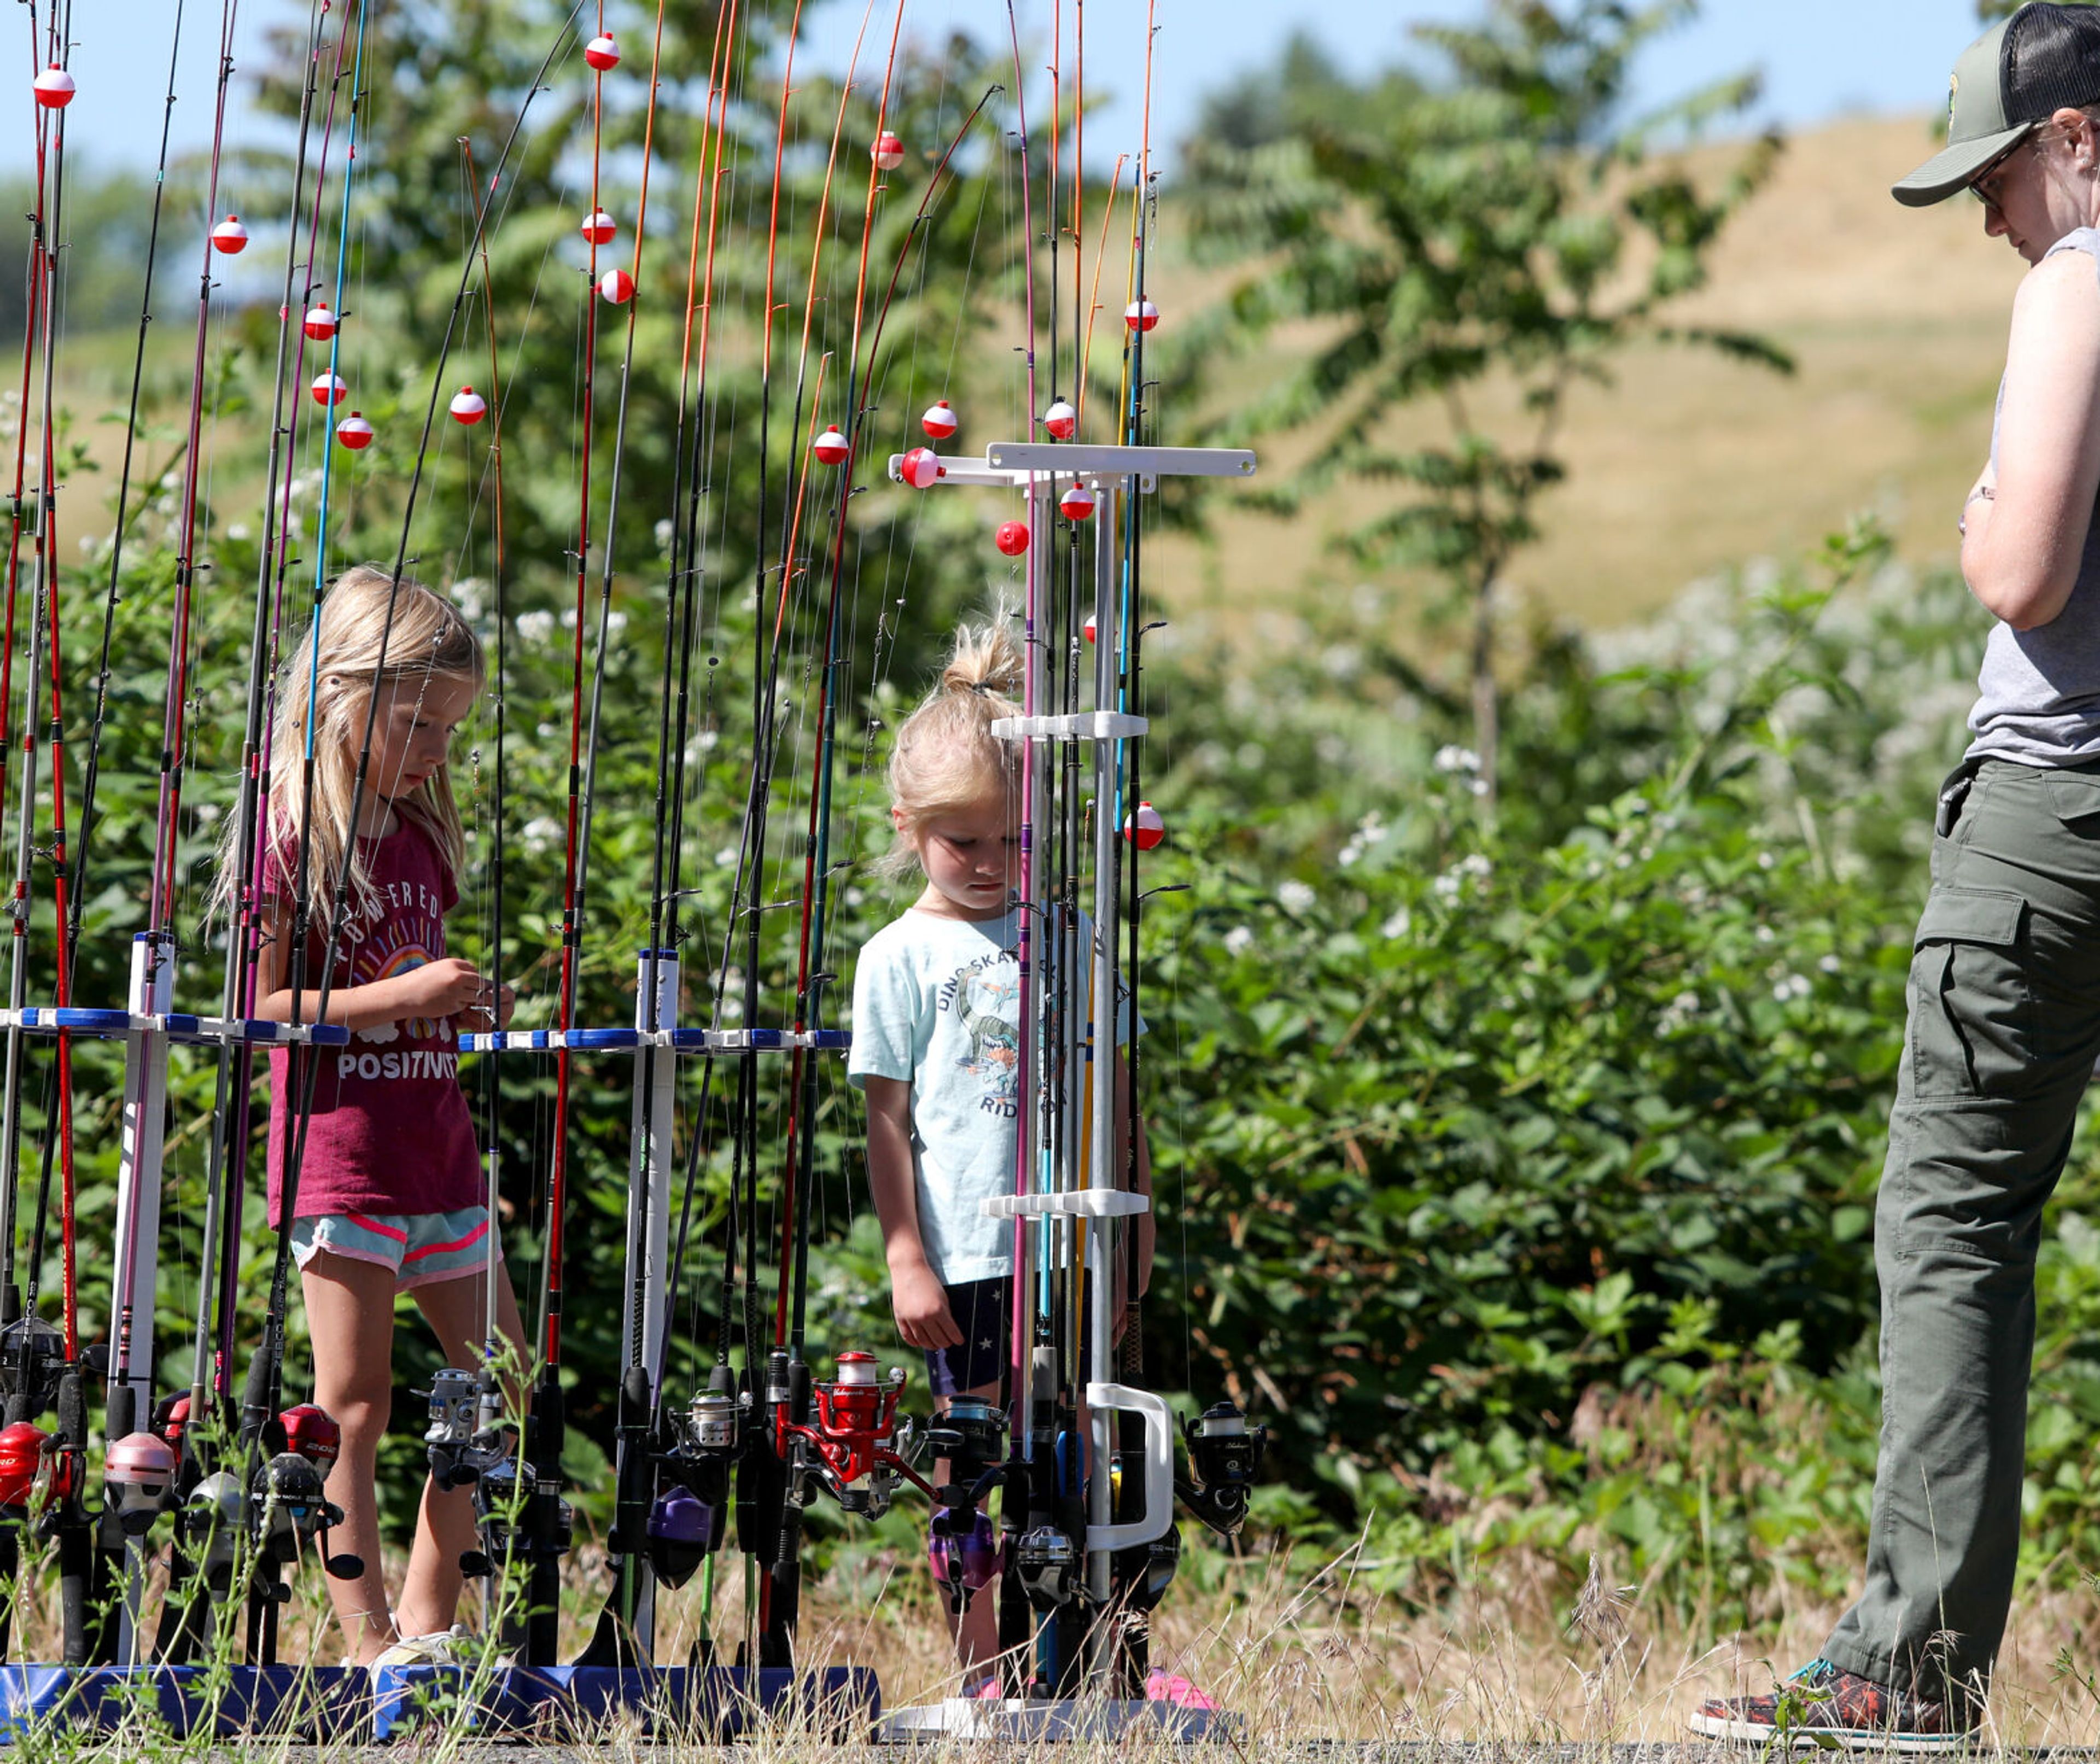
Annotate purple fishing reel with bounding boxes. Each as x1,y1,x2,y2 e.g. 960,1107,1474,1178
645,1483,723,1590
928,1504,1001,1606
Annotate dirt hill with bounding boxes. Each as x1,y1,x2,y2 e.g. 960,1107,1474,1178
1152,114,2023,636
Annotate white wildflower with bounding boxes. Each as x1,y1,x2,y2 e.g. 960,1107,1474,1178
516,609,556,644
1381,909,1411,940
1277,879,1316,914
520,816,561,855
1434,745,1481,774
1221,925,1255,956
1819,953,1842,974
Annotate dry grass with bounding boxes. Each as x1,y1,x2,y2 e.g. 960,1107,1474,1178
6,1537,2100,1748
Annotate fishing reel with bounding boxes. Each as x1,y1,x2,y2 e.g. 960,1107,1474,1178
1177,1401,1265,1537
928,1505,1002,1611
925,1395,1007,1498
423,1365,510,1491
177,1469,244,1590
781,1351,920,1517
644,1369,740,1590
98,1430,177,1543
467,1459,571,1579
0,1419,66,1522
0,1315,65,1422
250,1449,360,1584
1014,1522,1080,1613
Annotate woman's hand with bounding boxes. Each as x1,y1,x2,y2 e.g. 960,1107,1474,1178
890,1260,961,1351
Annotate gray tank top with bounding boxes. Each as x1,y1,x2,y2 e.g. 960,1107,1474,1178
1968,226,2100,767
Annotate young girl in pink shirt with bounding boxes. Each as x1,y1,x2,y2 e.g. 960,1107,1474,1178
234,565,523,1666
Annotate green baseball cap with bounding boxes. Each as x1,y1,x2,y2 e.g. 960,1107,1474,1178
1894,3,2100,207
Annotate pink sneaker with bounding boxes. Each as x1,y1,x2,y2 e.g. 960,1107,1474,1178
967,1675,1005,1701
1145,1669,1218,1710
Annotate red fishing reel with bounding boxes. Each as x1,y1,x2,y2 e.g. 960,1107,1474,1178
277,1403,342,1478
0,1421,71,1514
780,1352,928,1516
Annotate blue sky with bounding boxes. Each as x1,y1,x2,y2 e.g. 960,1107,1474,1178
19,0,1986,178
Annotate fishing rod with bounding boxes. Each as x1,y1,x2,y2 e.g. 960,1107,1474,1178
564,0,675,1669
0,0,97,1669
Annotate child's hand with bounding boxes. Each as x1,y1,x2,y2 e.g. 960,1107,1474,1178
891,1261,961,1351
393,957,496,1022
459,982,517,1032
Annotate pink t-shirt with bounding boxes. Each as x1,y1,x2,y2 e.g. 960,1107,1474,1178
262,816,482,1224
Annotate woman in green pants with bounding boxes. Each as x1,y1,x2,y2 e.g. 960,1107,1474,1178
1693,3,2100,1752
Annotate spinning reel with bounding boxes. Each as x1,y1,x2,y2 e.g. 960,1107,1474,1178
1177,1400,1266,1536
423,1365,511,1491
644,1368,740,1590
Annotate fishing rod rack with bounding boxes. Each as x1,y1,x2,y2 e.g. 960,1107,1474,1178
855,438,1263,1742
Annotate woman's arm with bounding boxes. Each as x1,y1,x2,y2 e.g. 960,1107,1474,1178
1963,249,2100,630
862,1075,961,1351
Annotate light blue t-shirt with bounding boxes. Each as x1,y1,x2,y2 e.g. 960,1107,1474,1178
848,907,1138,1285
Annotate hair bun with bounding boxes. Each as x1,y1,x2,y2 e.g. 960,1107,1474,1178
941,618,1024,698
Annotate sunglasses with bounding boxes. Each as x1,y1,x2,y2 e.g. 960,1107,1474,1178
1968,124,2075,207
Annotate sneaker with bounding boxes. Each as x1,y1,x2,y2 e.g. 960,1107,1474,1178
966,1675,1005,1701
1144,1668,1219,1712
371,1624,473,1670
1688,1658,1975,1753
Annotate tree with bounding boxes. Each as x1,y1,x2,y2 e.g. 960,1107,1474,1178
1180,0,1789,808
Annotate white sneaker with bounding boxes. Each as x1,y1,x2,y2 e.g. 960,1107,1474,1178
372,1624,473,1669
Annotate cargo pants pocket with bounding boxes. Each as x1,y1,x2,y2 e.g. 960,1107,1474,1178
1908,889,2032,1101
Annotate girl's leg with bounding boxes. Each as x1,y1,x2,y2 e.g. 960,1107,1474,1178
935,1378,1004,1682
395,1260,528,1639
300,1249,403,1666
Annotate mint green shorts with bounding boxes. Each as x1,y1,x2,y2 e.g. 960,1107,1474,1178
290,1207,499,1290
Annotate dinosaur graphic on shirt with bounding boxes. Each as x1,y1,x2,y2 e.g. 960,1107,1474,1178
953,971,1020,1104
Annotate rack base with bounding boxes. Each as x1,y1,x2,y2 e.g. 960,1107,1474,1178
875,1693,1234,1743
370,1662,880,1741
0,1664,368,1742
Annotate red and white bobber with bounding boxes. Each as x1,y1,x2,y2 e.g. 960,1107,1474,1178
899,447,944,490
302,303,338,341
450,385,488,425
871,130,905,171
211,215,249,255
994,520,1029,557
1041,398,1077,441
1083,614,1098,644
1124,297,1160,333
1123,801,1165,850
921,400,958,441
598,266,635,304
579,208,617,246
32,66,74,109
584,33,620,69
1059,482,1095,522
812,425,850,465
335,411,375,451
310,372,347,407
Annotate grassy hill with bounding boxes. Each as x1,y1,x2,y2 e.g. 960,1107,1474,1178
1151,113,2023,638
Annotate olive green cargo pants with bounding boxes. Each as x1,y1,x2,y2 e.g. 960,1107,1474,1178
1823,757,2100,1716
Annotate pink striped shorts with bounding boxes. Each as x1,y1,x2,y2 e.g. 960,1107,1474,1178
290,1206,500,1290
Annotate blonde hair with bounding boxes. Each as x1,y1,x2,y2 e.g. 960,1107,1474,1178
220,564,483,919
877,615,1025,879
